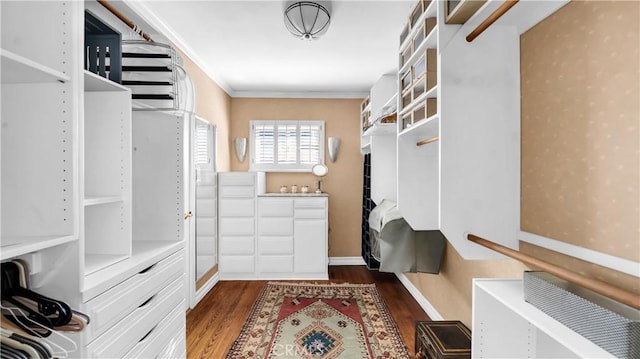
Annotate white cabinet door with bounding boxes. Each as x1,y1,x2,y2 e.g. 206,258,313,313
294,219,327,273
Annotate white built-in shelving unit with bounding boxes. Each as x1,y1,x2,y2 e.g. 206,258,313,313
472,279,614,358
82,70,132,277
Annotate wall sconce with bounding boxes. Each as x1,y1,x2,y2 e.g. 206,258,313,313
234,137,247,162
327,137,340,162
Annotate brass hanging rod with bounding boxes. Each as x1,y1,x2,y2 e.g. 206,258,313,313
97,0,154,43
467,234,640,310
416,136,439,147
466,0,519,42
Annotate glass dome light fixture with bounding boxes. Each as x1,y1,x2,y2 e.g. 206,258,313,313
284,1,331,40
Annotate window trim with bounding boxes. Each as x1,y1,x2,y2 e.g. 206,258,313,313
249,120,325,172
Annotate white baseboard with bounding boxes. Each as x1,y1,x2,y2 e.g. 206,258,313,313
329,257,366,266
395,272,443,320
193,272,219,308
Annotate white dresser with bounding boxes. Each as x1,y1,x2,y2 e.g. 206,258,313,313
218,172,328,280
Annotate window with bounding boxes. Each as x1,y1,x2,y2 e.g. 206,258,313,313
250,120,324,172
194,119,216,171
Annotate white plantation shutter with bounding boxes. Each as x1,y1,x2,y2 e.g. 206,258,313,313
251,120,324,172
254,124,275,164
195,121,215,170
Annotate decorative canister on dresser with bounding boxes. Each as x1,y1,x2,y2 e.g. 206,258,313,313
415,321,471,359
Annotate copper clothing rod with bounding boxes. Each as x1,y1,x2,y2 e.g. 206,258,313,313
97,0,154,43
416,136,439,147
467,234,640,310
466,0,519,42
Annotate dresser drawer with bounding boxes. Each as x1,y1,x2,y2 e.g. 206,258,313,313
219,255,254,273
294,198,326,209
83,250,184,342
220,236,254,254
219,218,255,235
124,301,185,359
219,199,254,216
258,217,294,236
219,173,254,186
258,198,294,217
156,329,186,359
219,186,255,198
259,255,293,273
259,236,293,255
294,208,326,219
86,276,185,358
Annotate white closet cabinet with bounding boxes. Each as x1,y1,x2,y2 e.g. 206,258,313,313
472,279,613,358
395,0,568,259
218,172,265,278
256,196,329,279
1,2,187,357
292,198,328,276
1,0,82,309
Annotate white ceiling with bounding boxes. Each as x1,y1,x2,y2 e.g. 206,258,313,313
123,1,415,98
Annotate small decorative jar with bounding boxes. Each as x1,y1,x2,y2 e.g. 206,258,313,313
291,184,298,193
280,185,288,193
301,185,309,194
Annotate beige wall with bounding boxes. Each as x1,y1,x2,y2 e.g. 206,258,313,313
404,0,639,328
230,98,363,257
178,49,232,171
520,0,639,262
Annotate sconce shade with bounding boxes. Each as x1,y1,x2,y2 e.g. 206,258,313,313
327,137,340,162
284,1,331,40
234,137,247,162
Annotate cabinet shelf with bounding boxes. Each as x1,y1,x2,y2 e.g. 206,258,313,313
84,196,125,206
85,253,129,275
399,85,438,117
363,122,397,136
1,48,70,84
398,114,439,139
400,25,438,75
1,235,78,261
473,279,614,358
399,0,438,52
84,70,129,92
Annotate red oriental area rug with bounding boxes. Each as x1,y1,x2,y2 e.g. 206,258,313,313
226,282,410,359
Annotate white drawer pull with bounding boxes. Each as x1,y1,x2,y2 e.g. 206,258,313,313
138,324,158,343
138,295,156,308
139,264,156,274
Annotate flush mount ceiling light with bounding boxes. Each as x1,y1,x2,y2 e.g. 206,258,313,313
284,1,331,40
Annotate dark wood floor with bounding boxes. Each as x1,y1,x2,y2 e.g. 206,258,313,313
186,266,430,358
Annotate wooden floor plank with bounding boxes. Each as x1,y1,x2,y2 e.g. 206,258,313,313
187,266,430,358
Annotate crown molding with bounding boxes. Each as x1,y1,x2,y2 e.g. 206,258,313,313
232,90,369,99
122,0,235,96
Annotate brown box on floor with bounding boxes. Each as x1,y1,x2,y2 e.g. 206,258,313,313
415,321,471,359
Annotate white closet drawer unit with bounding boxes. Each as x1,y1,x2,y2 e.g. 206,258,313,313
85,275,185,358
219,186,256,198
219,172,255,186
156,330,186,359
259,255,294,273
123,301,185,359
259,237,294,254
220,218,255,235
294,198,327,209
220,236,254,254
219,255,254,272
219,199,255,216
258,198,294,216
258,217,294,236
82,250,184,343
